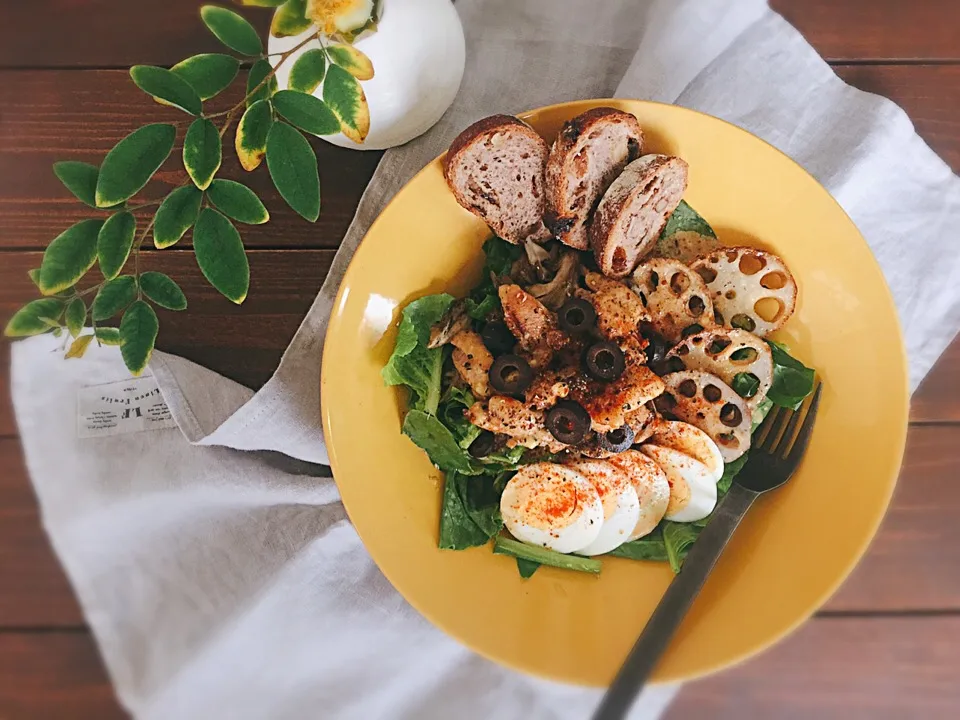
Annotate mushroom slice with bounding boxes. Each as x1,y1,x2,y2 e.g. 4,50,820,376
629,258,714,344
691,247,798,337
655,370,751,462
667,327,773,409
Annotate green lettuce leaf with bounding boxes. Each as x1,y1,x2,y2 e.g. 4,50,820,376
463,237,523,320
439,472,491,550
382,293,454,414
663,521,702,573
608,527,669,562
402,410,484,475
516,558,540,578
660,199,717,238
766,340,816,410
439,385,482,449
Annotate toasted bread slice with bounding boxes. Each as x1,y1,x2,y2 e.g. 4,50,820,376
544,108,643,250
591,155,689,277
444,115,551,244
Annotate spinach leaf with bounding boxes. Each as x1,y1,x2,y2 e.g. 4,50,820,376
731,371,760,399
662,521,702,573
717,452,749,496
660,200,717,239
752,397,774,431
766,340,816,410
460,473,504,538
463,237,523,321
382,293,454,414
439,472,490,550
516,558,540,579
608,527,669,562
402,410,484,475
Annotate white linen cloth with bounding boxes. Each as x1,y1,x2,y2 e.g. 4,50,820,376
11,0,960,718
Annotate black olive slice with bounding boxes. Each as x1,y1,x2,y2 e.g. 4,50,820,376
597,425,635,453
488,354,534,395
468,431,497,458
639,323,669,365
545,400,592,445
583,341,626,381
480,321,516,356
557,297,597,334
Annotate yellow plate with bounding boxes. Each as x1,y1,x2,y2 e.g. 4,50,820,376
321,100,909,685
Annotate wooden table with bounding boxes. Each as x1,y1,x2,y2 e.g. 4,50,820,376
0,1,957,717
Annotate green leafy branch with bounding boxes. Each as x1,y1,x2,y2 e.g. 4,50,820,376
4,1,377,374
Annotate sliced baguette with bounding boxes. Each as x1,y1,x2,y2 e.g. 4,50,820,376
544,108,643,250
444,114,551,244
591,154,689,278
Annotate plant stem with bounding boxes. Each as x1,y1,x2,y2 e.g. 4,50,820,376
205,32,321,120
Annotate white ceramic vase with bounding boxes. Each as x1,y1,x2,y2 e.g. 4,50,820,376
268,0,465,150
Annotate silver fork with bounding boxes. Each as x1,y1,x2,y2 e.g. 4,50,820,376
593,382,824,720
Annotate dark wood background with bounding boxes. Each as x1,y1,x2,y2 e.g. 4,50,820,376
0,1,957,717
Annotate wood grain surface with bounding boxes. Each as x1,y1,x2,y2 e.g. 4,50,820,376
0,0,958,718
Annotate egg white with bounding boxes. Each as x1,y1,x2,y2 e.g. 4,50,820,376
648,420,725,482
500,463,604,553
566,460,640,556
606,450,671,540
640,445,717,523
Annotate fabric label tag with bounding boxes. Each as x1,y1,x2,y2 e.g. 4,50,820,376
77,376,177,438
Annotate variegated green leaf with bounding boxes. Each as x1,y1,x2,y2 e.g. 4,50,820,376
95,124,176,208
246,58,279,107
272,90,339,136
65,297,86,338
171,53,240,101
201,5,263,56
154,186,203,249
236,0,286,7
66,334,96,359
193,208,250,304
207,179,269,224
3,299,64,338
39,219,104,295
271,0,312,38
288,48,326,93
183,118,222,190
326,44,374,81
140,272,188,311
130,65,203,115
95,327,122,346
323,64,370,143
235,100,273,171
97,211,137,280
119,300,159,375
92,275,137,321
266,122,320,221
53,161,99,208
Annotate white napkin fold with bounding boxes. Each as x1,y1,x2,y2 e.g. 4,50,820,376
11,1,960,718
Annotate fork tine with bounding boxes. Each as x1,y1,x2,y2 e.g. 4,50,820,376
776,398,807,457
787,382,824,463
759,404,791,453
753,405,782,450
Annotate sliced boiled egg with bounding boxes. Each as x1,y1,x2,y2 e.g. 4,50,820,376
647,420,724,482
566,460,640,556
640,445,717,523
606,449,671,540
500,463,604,553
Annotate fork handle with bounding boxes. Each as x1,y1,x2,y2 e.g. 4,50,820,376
593,483,759,720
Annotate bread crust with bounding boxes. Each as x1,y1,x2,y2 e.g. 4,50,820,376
443,114,550,244
544,108,643,249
